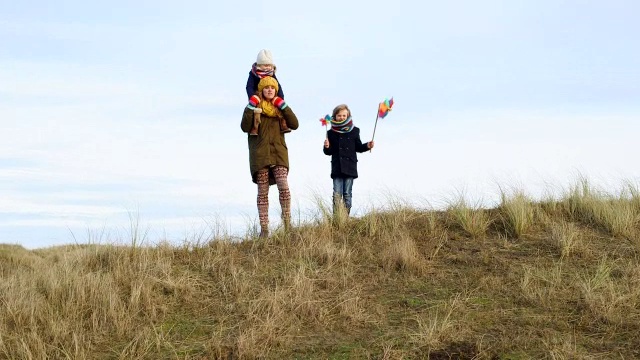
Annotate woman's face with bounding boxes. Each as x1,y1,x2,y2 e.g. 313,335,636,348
335,109,349,121
262,85,276,100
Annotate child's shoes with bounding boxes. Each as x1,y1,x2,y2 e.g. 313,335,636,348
250,114,261,136
279,118,291,133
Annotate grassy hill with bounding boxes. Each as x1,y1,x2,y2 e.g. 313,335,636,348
1,179,639,359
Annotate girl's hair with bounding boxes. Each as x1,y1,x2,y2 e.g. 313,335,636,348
332,104,351,119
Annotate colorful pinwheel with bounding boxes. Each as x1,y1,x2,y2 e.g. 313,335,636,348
320,114,331,139
372,97,394,144
377,97,394,119
319,114,331,127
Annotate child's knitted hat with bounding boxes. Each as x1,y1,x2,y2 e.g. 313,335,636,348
256,49,274,65
257,76,279,94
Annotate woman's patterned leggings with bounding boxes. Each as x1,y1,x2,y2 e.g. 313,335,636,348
256,166,291,230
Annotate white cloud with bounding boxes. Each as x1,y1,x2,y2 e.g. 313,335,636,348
0,195,124,218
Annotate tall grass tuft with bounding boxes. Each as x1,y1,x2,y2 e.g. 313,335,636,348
446,196,491,239
382,231,425,274
520,261,564,306
410,293,467,351
550,221,581,259
577,257,632,323
561,177,638,239
499,187,536,238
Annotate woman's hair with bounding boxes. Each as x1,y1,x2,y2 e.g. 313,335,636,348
332,104,351,119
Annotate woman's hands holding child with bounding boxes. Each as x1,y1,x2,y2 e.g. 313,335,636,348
249,95,262,113
272,97,288,110
247,95,287,113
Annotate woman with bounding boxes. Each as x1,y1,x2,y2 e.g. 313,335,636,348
241,76,299,237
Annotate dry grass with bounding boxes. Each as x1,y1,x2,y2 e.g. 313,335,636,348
409,293,468,350
561,177,639,240
520,260,565,307
446,195,492,239
550,221,582,259
2,180,640,359
499,187,537,238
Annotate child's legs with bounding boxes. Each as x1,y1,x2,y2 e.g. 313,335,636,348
332,177,345,199
256,169,270,230
272,166,290,222
332,177,345,213
342,177,354,211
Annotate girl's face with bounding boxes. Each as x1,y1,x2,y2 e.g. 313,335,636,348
262,85,276,100
335,109,349,121
257,64,274,71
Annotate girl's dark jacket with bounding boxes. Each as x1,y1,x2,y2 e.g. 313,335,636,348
322,127,370,179
246,72,285,99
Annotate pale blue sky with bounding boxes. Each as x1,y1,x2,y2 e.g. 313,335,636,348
1,0,639,248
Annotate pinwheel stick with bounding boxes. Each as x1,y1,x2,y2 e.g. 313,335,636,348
371,113,380,143
370,111,381,153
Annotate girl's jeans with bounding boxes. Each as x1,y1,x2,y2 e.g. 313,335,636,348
333,177,354,214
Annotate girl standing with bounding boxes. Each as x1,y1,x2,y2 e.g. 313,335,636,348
323,104,374,216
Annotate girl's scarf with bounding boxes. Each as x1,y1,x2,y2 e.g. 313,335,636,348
330,116,353,133
251,63,274,78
